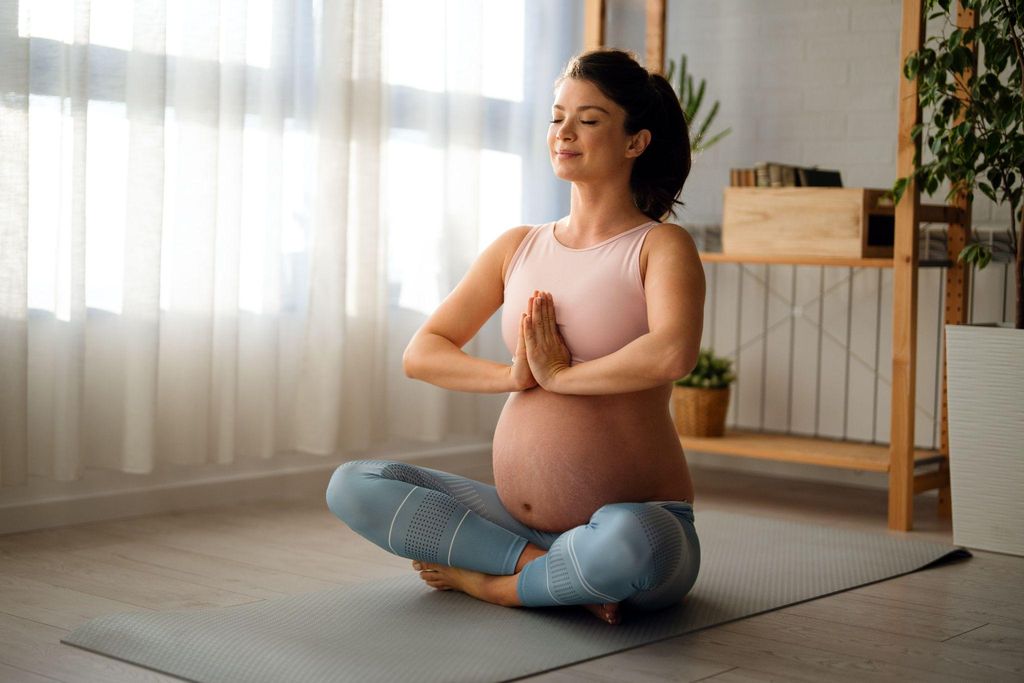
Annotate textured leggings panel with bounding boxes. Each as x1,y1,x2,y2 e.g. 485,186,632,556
326,460,529,575
515,502,699,610
325,460,700,610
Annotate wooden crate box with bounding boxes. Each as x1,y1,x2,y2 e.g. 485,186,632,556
722,187,896,259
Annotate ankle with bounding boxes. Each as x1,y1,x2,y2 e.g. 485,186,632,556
514,543,546,573
484,574,522,607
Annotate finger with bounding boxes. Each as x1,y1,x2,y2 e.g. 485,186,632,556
536,296,552,344
538,295,553,344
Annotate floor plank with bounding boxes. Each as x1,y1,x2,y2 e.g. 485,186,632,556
719,609,1023,680
0,573,143,632
668,627,962,683
701,667,814,682
0,549,260,612
946,622,1024,654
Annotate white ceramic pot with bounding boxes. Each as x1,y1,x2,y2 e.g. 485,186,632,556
945,324,1024,556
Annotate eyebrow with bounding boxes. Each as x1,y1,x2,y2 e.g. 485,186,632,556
552,105,610,114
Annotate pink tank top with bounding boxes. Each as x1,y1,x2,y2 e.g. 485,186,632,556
502,219,659,365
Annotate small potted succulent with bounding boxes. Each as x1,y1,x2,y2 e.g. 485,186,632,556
672,348,735,438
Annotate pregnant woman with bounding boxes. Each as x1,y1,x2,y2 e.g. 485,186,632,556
327,49,705,625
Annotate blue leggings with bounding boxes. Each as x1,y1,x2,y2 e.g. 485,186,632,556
325,460,700,610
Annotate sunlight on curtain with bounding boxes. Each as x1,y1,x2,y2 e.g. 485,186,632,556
1,0,579,487
85,99,129,316
1,0,388,486
384,0,526,318
379,0,581,443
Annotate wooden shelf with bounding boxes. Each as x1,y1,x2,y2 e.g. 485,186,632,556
699,252,895,268
679,429,944,473
698,252,953,269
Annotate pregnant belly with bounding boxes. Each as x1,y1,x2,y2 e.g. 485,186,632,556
492,385,693,533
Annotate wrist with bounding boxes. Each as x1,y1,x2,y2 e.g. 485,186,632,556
539,363,570,393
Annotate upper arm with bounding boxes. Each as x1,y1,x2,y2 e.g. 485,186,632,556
407,226,532,352
643,224,706,376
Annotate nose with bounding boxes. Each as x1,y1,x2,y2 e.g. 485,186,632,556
556,119,575,141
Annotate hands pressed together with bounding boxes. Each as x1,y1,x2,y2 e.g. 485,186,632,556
510,290,572,392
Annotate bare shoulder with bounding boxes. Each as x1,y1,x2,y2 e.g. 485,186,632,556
645,222,698,252
640,222,701,283
499,224,535,284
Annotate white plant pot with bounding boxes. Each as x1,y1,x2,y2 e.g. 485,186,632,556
945,324,1024,556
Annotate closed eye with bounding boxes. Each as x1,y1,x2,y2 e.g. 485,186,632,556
548,119,598,125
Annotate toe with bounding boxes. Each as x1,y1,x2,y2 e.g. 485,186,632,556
602,604,621,624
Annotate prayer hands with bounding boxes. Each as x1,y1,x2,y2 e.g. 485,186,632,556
523,290,572,390
511,309,538,391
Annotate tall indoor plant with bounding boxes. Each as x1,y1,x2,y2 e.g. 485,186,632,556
892,0,1022,325
893,0,1023,555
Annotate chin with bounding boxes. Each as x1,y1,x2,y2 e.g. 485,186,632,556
550,162,583,182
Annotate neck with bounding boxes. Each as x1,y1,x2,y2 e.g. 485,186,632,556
566,180,652,238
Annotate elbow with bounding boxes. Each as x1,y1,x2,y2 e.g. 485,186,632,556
667,347,699,383
402,345,419,379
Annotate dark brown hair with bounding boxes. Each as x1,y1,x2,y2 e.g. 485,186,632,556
558,49,691,221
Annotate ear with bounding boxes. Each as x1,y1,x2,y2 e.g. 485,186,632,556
625,129,652,159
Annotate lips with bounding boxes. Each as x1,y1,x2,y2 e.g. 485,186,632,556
555,150,581,158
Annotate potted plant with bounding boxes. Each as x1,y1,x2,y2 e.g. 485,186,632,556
892,0,1023,555
666,53,732,154
672,348,735,438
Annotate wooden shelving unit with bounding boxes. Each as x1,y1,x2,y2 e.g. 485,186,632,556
586,0,975,530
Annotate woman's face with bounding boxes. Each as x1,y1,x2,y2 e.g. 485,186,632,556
547,78,646,184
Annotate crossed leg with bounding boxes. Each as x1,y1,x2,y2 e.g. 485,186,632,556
326,460,700,623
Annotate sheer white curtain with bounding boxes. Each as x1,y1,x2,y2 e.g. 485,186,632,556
382,0,581,442
0,0,581,488
0,0,387,486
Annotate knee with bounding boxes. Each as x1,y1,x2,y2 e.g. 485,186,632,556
325,460,379,530
580,505,655,588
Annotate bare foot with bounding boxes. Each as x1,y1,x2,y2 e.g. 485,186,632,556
583,603,621,625
412,560,519,607
412,556,622,624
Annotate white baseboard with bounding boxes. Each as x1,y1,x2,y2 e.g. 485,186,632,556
0,441,492,536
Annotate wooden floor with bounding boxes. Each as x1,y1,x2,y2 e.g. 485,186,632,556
1,456,1022,683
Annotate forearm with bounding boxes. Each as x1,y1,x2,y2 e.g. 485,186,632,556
551,333,686,396
404,333,517,394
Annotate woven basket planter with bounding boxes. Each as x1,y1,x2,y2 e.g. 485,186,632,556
671,385,730,437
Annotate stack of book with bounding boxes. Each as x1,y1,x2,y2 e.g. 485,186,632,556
729,162,843,188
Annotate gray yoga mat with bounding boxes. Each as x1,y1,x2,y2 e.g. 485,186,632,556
62,510,969,683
